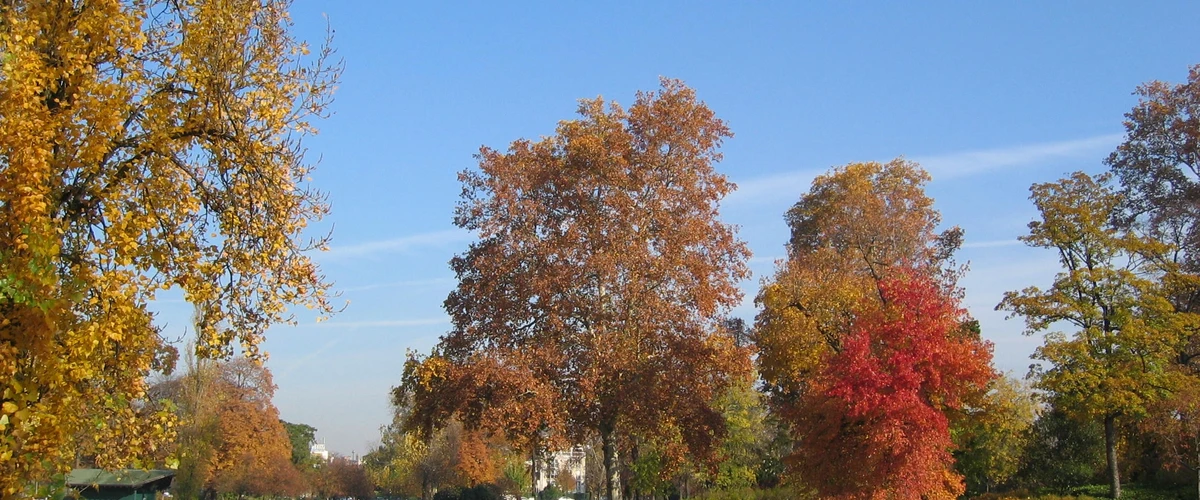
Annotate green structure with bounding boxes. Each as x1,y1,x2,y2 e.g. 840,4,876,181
66,469,175,500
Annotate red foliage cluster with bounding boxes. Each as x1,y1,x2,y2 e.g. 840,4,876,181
791,270,994,499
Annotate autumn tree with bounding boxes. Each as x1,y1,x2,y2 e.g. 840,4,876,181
500,457,532,500
364,426,429,499
154,356,303,498
755,160,984,497
1108,65,1200,498
1141,379,1200,499
369,388,508,500
412,78,750,500
312,455,374,500
0,0,338,491
1107,64,1200,289
755,160,963,409
999,172,1191,498
788,270,993,499
709,374,772,491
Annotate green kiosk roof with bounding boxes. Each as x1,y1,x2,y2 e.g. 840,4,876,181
66,468,175,489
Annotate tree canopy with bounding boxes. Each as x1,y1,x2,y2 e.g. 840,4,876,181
756,159,964,401
999,172,1193,498
756,160,992,498
0,0,338,489
403,78,751,500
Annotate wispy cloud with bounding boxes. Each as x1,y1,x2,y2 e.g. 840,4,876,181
726,169,821,207
917,133,1123,179
725,134,1123,206
278,337,342,380
326,229,472,260
305,318,451,329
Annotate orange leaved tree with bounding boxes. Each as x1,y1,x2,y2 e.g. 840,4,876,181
152,357,303,499
410,78,751,500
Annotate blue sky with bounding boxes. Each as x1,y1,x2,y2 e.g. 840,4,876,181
150,2,1200,456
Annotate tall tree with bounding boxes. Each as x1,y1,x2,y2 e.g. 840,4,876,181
426,79,750,500
755,160,981,498
1108,63,1200,500
709,374,771,491
755,159,963,409
999,172,1190,498
154,357,303,499
0,0,339,490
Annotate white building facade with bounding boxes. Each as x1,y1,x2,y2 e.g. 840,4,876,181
534,445,586,496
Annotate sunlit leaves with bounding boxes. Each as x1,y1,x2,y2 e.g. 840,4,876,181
153,358,301,498
999,171,1194,498
1107,64,1200,280
755,159,963,405
953,374,1039,493
999,172,1185,422
0,0,338,488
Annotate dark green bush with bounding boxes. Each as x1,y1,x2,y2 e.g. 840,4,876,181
460,484,503,500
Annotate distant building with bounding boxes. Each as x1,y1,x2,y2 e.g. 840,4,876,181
534,445,586,495
310,441,330,461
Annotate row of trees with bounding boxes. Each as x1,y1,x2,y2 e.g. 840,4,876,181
147,354,372,499
4,1,1198,498
383,67,1200,500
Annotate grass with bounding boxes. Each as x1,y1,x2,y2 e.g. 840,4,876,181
971,482,1194,500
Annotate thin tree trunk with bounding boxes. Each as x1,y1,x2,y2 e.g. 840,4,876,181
532,442,540,500
1105,414,1121,499
602,423,619,500
630,442,640,500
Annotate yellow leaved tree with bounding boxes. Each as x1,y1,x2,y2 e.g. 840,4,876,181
999,172,1193,499
0,0,338,492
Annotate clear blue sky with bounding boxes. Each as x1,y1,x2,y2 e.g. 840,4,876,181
150,2,1200,456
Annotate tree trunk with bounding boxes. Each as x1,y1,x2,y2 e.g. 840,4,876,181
532,443,540,500
602,423,620,500
1105,414,1121,499
630,442,640,500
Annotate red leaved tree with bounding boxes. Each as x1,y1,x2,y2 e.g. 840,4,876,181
791,270,994,499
